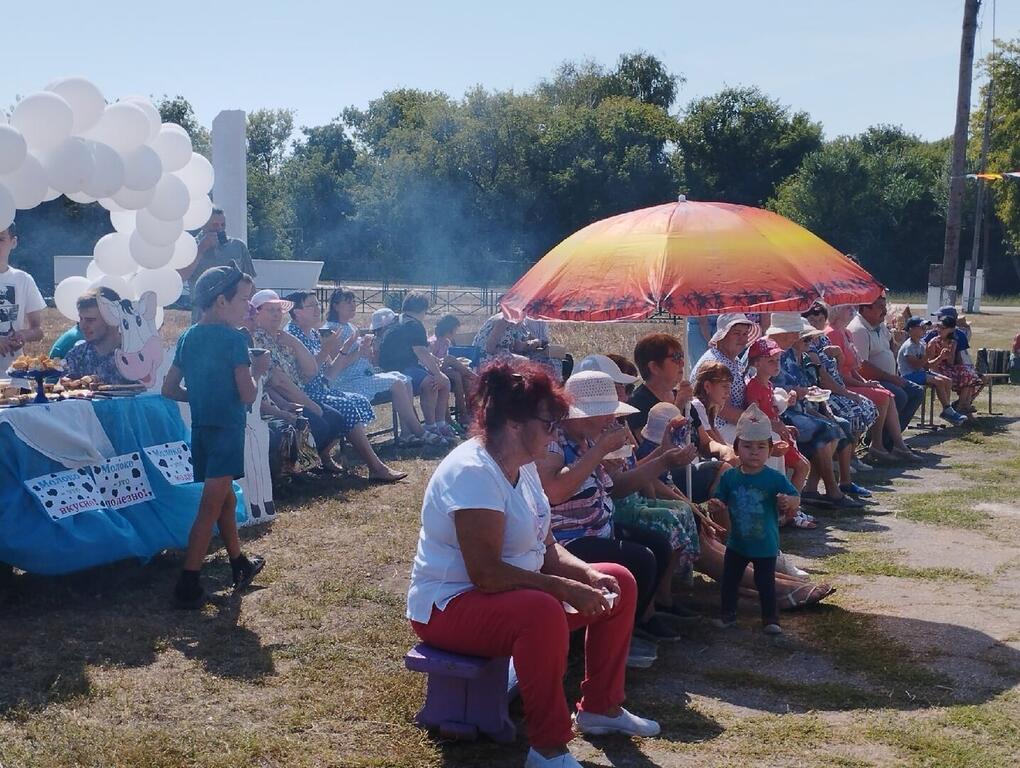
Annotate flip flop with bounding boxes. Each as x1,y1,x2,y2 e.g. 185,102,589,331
368,471,408,484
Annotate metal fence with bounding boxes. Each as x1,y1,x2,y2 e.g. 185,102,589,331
314,282,505,318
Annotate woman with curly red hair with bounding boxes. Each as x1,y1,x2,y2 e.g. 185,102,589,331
407,360,659,768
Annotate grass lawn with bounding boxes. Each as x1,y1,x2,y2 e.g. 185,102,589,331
0,309,1018,767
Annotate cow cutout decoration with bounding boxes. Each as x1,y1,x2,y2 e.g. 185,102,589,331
97,290,165,388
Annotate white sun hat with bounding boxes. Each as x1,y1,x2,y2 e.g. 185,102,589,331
563,371,639,419
369,307,398,331
735,402,773,441
765,311,820,338
576,354,638,385
709,313,761,347
250,289,294,312
641,402,682,444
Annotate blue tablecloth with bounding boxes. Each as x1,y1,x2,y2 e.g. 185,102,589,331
0,394,246,575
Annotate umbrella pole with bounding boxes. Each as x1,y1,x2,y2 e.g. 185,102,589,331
682,316,693,499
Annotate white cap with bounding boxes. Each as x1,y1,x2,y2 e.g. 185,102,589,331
576,354,637,385
735,402,772,441
370,307,398,331
772,387,790,416
563,371,639,420
641,402,682,444
250,289,294,312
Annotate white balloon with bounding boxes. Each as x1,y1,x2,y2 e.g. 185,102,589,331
146,174,189,221
42,187,61,202
123,96,162,143
110,210,135,232
129,229,174,269
168,231,198,269
136,209,183,246
150,124,192,172
55,276,92,320
0,152,48,209
66,190,97,204
0,184,14,230
41,137,95,194
85,260,105,280
132,266,183,306
11,92,74,153
121,144,162,191
98,196,126,212
173,153,214,195
0,126,28,174
89,102,150,153
111,183,155,210
82,141,124,199
90,273,135,301
45,77,106,135
93,232,136,276
181,193,213,230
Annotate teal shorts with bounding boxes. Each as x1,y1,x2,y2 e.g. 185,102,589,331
191,425,245,481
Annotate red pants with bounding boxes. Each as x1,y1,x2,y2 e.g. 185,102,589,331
410,563,636,748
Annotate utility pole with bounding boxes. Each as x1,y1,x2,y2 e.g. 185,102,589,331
939,0,981,309
965,88,993,312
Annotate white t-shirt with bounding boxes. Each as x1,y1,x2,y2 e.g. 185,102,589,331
406,437,551,623
0,266,46,372
848,314,897,377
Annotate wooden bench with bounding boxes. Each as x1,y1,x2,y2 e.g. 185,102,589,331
983,373,1011,416
404,643,516,743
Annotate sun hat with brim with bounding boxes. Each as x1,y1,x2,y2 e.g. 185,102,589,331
251,289,294,312
193,262,243,308
641,402,682,444
369,307,398,331
765,312,814,337
563,371,639,419
709,313,761,347
576,354,638,385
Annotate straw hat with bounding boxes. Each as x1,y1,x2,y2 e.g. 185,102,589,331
641,402,682,444
563,371,639,419
709,313,761,347
576,354,637,385
735,402,772,441
250,289,294,312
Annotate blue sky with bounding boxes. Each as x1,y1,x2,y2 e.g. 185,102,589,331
5,0,1014,141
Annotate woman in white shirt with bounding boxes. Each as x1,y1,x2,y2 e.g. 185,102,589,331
407,360,659,768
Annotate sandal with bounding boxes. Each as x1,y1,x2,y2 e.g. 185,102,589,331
368,470,408,484
791,511,817,529
779,583,834,610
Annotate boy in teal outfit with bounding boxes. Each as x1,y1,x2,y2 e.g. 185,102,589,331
162,263,271,608
709,403,799,634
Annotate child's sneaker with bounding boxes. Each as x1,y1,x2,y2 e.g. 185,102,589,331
713,615,737,629
231,555,265,591
763,623,783,635
940,406,967,426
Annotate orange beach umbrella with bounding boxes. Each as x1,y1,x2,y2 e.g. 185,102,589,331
500,199,884,322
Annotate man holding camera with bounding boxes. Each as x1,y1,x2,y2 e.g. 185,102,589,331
178,208,257,321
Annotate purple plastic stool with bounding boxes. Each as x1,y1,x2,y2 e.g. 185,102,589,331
404,643,517,742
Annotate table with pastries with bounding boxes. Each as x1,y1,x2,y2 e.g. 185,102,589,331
0,393,246,576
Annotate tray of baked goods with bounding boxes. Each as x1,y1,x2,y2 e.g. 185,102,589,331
0,364,147,407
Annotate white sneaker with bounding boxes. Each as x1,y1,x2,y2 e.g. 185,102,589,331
776,552,809,579
524,748,582,768
573,707,661,737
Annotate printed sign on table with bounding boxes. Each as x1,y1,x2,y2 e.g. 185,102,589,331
143,441,193,485
89,452,155,510
25,468,105,521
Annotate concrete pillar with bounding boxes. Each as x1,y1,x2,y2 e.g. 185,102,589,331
211,110,247,243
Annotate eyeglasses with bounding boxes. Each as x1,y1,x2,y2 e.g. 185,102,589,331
532,416,560,434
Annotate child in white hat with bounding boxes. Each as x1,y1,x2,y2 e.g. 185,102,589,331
708,403,800,634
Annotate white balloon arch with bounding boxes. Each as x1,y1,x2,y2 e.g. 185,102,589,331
0,77,214,328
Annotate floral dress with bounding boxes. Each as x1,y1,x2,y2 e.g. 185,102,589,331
808,335,879,435
772,348,846,458
292,321,409,402
255,326,374,436
926,336,984,393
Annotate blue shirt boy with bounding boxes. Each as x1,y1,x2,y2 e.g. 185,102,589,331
172,324,251,429
713,466,797,559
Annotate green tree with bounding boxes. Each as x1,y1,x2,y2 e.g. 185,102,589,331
246,109,296,259
674,86,822,206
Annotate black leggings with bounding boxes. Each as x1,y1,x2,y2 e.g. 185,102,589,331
720,549,777,624
306,404,349,450
565,534,663,620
